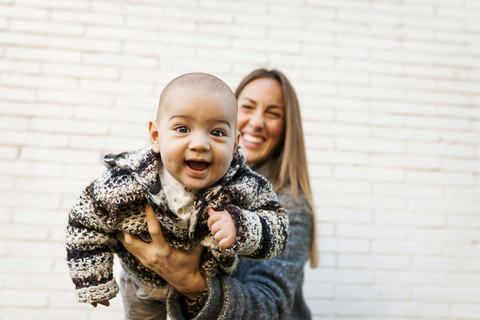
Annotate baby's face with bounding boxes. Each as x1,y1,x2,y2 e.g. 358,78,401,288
150,86,238,191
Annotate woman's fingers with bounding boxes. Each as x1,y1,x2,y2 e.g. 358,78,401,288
145,204,167,247
117,231,146,256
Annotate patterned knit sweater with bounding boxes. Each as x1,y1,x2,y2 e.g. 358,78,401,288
66,147,288,304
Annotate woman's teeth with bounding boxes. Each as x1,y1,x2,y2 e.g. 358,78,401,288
243,133,263,144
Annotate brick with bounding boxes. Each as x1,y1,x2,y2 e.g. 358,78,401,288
375,270,448,285
375,212,445,227
442,158,480,172
0,59,42,73
317,208,374,225
0,160,63,177
407,171,475,186
63,164,104,179
20,147,100,164
373,183,443,199
451,304,480,319
0,177,14,191
1,191,62,209
43,63,119,80
372,126,439,141
5,47,82,63
0,146,18,160
0,257,52,273
335,166,404,182
442,131,480,144
0,289,48,307
413,256,480,272
73,106,150,123
30,118,109,135
8,240,65,258
69,135,146,152
2,74,77,90
313,268,373,283
50,9,124,26
0,4,48,19
410,199,478,214
447,215,480,229
46,36,122,53
13,209,67,227
0,87,36,102
336,225,408,240
124,42,196,58
407,142,475,158
373,239,444,255
0,102,74,117
0,224,48,240
312,180,372,195
0,130,69,148
37,89,113,106
84,52,157,67
407,115,473,130
338,254,410,269
375,302,449,317
303,282,335,299
319,238,370,253
16,177,87,195
303,43,368,59
127,16,196,33
0,31,45,47
10,19,84,36
371,154,440,169
79,79,152,95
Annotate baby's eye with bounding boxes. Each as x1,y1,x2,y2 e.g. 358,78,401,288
175,126,190,133
211,130,226,137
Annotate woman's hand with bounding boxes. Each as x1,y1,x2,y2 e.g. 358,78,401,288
117,204,207,299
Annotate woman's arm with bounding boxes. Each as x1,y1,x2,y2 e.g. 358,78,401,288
167,195,313,320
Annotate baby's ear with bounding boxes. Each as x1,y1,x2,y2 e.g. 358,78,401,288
149,121,160,153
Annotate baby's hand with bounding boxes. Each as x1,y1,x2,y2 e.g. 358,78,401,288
91,298,113,308
207,208,236,249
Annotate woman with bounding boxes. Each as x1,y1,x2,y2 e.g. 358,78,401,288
119,69,318,319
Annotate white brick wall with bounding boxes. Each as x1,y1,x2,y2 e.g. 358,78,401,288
1,1,479,319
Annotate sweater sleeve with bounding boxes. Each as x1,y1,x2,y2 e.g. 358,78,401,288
65,171,121,304
167,195,312,320
224,177,289,260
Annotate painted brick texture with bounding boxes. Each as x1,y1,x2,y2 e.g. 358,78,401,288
1,1,479,319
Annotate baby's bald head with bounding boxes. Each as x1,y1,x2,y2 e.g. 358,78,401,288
156,73,237,124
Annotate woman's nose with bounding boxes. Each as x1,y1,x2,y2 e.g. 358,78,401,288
248,110,265,130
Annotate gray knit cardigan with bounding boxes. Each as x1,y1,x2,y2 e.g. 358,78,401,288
66,147,288,304
166,192,313,320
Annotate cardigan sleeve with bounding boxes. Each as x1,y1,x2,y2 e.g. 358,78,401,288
166,194,312,320
65,170,121,304
222,176,289,260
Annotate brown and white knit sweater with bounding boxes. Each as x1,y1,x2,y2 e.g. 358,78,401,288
66,147,288,304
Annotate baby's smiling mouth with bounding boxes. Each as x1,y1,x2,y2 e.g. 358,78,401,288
186,160,210,171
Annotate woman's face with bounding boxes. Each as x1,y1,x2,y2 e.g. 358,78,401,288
237,78,285,167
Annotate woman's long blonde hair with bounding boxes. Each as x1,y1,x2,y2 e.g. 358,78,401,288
235,69,318,268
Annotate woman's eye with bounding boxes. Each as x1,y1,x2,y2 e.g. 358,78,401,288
211,130,226,137
267,111,282,119
175,126,189,133
241,105,254,111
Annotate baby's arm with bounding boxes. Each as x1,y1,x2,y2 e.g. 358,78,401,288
66,171,121,304
207,208,236,249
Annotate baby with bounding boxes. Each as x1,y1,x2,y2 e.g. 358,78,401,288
66,72,288,317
